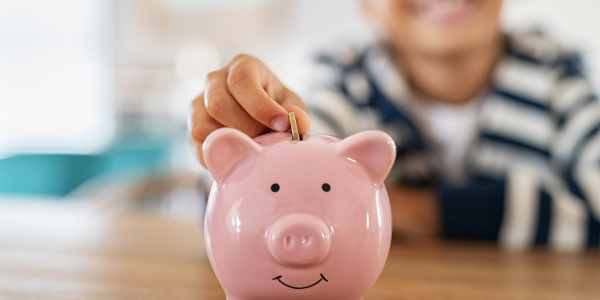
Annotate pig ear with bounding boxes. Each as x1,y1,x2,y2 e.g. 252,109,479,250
336,130,396,186
202,128,262,185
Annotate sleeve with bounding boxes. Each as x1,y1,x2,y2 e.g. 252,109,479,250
547,53,600,250
440,53,600,251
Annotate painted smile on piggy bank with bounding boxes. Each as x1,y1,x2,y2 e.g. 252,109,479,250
272,274,328,289
202,129,396,300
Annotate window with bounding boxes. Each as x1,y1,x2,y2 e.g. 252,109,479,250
0,0,114,154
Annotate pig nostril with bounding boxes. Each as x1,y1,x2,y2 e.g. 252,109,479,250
302,235,310,244
284,236,293,248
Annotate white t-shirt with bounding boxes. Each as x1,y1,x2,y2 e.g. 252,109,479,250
409,94,483,184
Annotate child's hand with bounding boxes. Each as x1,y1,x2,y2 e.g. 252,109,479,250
189,54,311,166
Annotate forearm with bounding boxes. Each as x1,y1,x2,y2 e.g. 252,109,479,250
387,184,440,239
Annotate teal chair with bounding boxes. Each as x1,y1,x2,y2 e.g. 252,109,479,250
0,134,171,196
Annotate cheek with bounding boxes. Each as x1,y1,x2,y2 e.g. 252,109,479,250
477,0,503,28
385,0,411,20
364,0,410,36
383,1,412,34
488,0,504,14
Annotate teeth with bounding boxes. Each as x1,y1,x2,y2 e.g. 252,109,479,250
417,0,471,18
431,1,465,15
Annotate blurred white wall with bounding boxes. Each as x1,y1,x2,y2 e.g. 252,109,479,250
0,0,114,154
114,0,369,132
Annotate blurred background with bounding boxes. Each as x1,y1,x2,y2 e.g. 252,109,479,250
1,0,600,220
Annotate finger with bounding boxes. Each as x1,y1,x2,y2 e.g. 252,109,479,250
189,93,224,166
189,132,207,167
204,73,268,138
226,55,290,132
190,93,224,143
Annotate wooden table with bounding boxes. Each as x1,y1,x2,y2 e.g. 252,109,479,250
0,198,598,300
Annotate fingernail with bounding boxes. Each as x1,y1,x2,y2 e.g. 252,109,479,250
271,116,288,132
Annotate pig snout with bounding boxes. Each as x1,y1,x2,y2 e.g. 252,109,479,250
267,214,331,266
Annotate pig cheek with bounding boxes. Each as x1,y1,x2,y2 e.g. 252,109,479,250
328,159,372,223
227,187,276,236
325,160,379,271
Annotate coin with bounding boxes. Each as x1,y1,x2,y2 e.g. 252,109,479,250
289,112,300,141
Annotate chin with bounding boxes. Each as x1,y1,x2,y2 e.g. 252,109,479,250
415,29,499,57
385,0,503,57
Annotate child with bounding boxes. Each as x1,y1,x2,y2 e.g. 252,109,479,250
189,0,600,251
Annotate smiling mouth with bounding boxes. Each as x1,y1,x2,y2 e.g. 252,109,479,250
409,0,480,24
272,273,328,289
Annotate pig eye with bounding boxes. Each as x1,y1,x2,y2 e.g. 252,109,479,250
271,183,280,192
322,183,331,192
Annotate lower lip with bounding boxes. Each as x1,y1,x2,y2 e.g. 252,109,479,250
411,0,480,25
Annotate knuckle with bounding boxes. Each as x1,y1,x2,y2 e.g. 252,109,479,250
190,93,204,107
205,70,220,82
227,69,251,91
231,53,255,64
247,101,271,121
204,92,229,119
246,99,261,114
205,69,226,86
190,123,209,143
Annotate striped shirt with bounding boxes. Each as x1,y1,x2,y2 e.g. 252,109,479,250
305,32,600,251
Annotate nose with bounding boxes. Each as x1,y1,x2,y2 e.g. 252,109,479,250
267,214,331,266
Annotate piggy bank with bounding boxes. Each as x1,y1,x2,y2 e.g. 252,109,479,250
202,128,396,300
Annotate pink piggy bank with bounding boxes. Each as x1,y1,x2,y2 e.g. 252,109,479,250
202,128,396,300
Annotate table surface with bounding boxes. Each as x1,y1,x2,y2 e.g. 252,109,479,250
1,198,599,300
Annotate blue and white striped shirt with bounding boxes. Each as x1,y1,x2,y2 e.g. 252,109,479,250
306,32,600,251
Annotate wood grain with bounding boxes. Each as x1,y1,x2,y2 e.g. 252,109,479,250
0,199,598,299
